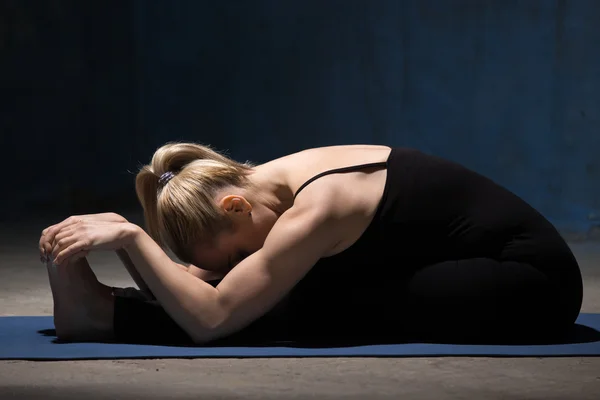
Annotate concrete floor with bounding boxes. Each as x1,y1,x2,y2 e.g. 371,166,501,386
1,221,600,400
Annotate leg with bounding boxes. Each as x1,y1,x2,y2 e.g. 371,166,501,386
112,278,226,345
46,255,201,344
48,256,287,345
113,279,290,346
399,258,581,344
113,293,195,345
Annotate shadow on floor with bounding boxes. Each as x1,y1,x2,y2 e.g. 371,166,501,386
38,322,600,348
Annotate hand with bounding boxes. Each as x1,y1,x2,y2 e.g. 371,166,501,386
39,213,129,263
48,220,139,266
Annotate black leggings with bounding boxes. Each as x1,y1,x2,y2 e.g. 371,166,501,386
113,254,583,346
396,257,583,344
113,280,291,346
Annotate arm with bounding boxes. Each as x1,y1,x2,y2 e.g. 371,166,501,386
40,212,161,296
115,250,221,297
122,204,341,343
116,249,155,296
117,245,224,298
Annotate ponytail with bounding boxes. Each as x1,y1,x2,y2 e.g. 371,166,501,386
135,142,254,262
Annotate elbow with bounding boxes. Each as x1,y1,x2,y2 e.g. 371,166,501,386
188,307,230,345
188,323,225,345
181,286,233,345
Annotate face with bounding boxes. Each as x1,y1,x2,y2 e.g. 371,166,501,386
190,194,270,272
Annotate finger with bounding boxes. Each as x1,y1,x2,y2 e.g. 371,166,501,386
43,233,57,258
52,225,79,248
55,240,90,265
53,220,115,250
39,226,55,255
52,233,78,259
50,221,110,257
52,235,79,260
44,243,54,259
40,222,64,254
45,216,82,241
39,241,46,259
53,216,82,233
40,231,55,258
44,217,85,254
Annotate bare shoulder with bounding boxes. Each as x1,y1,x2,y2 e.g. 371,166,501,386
262,194,342,256
265,144,389,192
285,144,391,172
251,145,390,257
277,145,391,255
263,182,375,261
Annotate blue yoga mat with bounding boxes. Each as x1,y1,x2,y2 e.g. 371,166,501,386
1,314,600,360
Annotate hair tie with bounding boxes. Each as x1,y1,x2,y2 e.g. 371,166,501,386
158,171,176,187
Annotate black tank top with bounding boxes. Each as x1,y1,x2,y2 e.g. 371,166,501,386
286,147,564,328
275,147,575,339
286,154,394,328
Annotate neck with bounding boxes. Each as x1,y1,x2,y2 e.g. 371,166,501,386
248,166,294,217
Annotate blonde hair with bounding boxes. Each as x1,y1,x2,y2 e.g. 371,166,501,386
135,142,255,263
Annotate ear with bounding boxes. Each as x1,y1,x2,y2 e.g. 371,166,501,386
219,195,253,215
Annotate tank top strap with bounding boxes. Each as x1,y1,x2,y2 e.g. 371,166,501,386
293,161,388,200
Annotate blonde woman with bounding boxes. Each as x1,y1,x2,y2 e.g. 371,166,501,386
39,143,583,345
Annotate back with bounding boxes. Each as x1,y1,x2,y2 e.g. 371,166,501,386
265,145,391,196
266,145,392,257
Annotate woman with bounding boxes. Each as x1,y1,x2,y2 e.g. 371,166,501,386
39,143,583,345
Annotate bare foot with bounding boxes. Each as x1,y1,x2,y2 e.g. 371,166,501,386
45,258,115,342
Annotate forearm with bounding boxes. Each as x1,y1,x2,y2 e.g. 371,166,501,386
122,224,224,343
116,249,154,296
116,249,223,299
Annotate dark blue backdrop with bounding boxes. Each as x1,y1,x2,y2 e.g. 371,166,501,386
2,0,599,234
